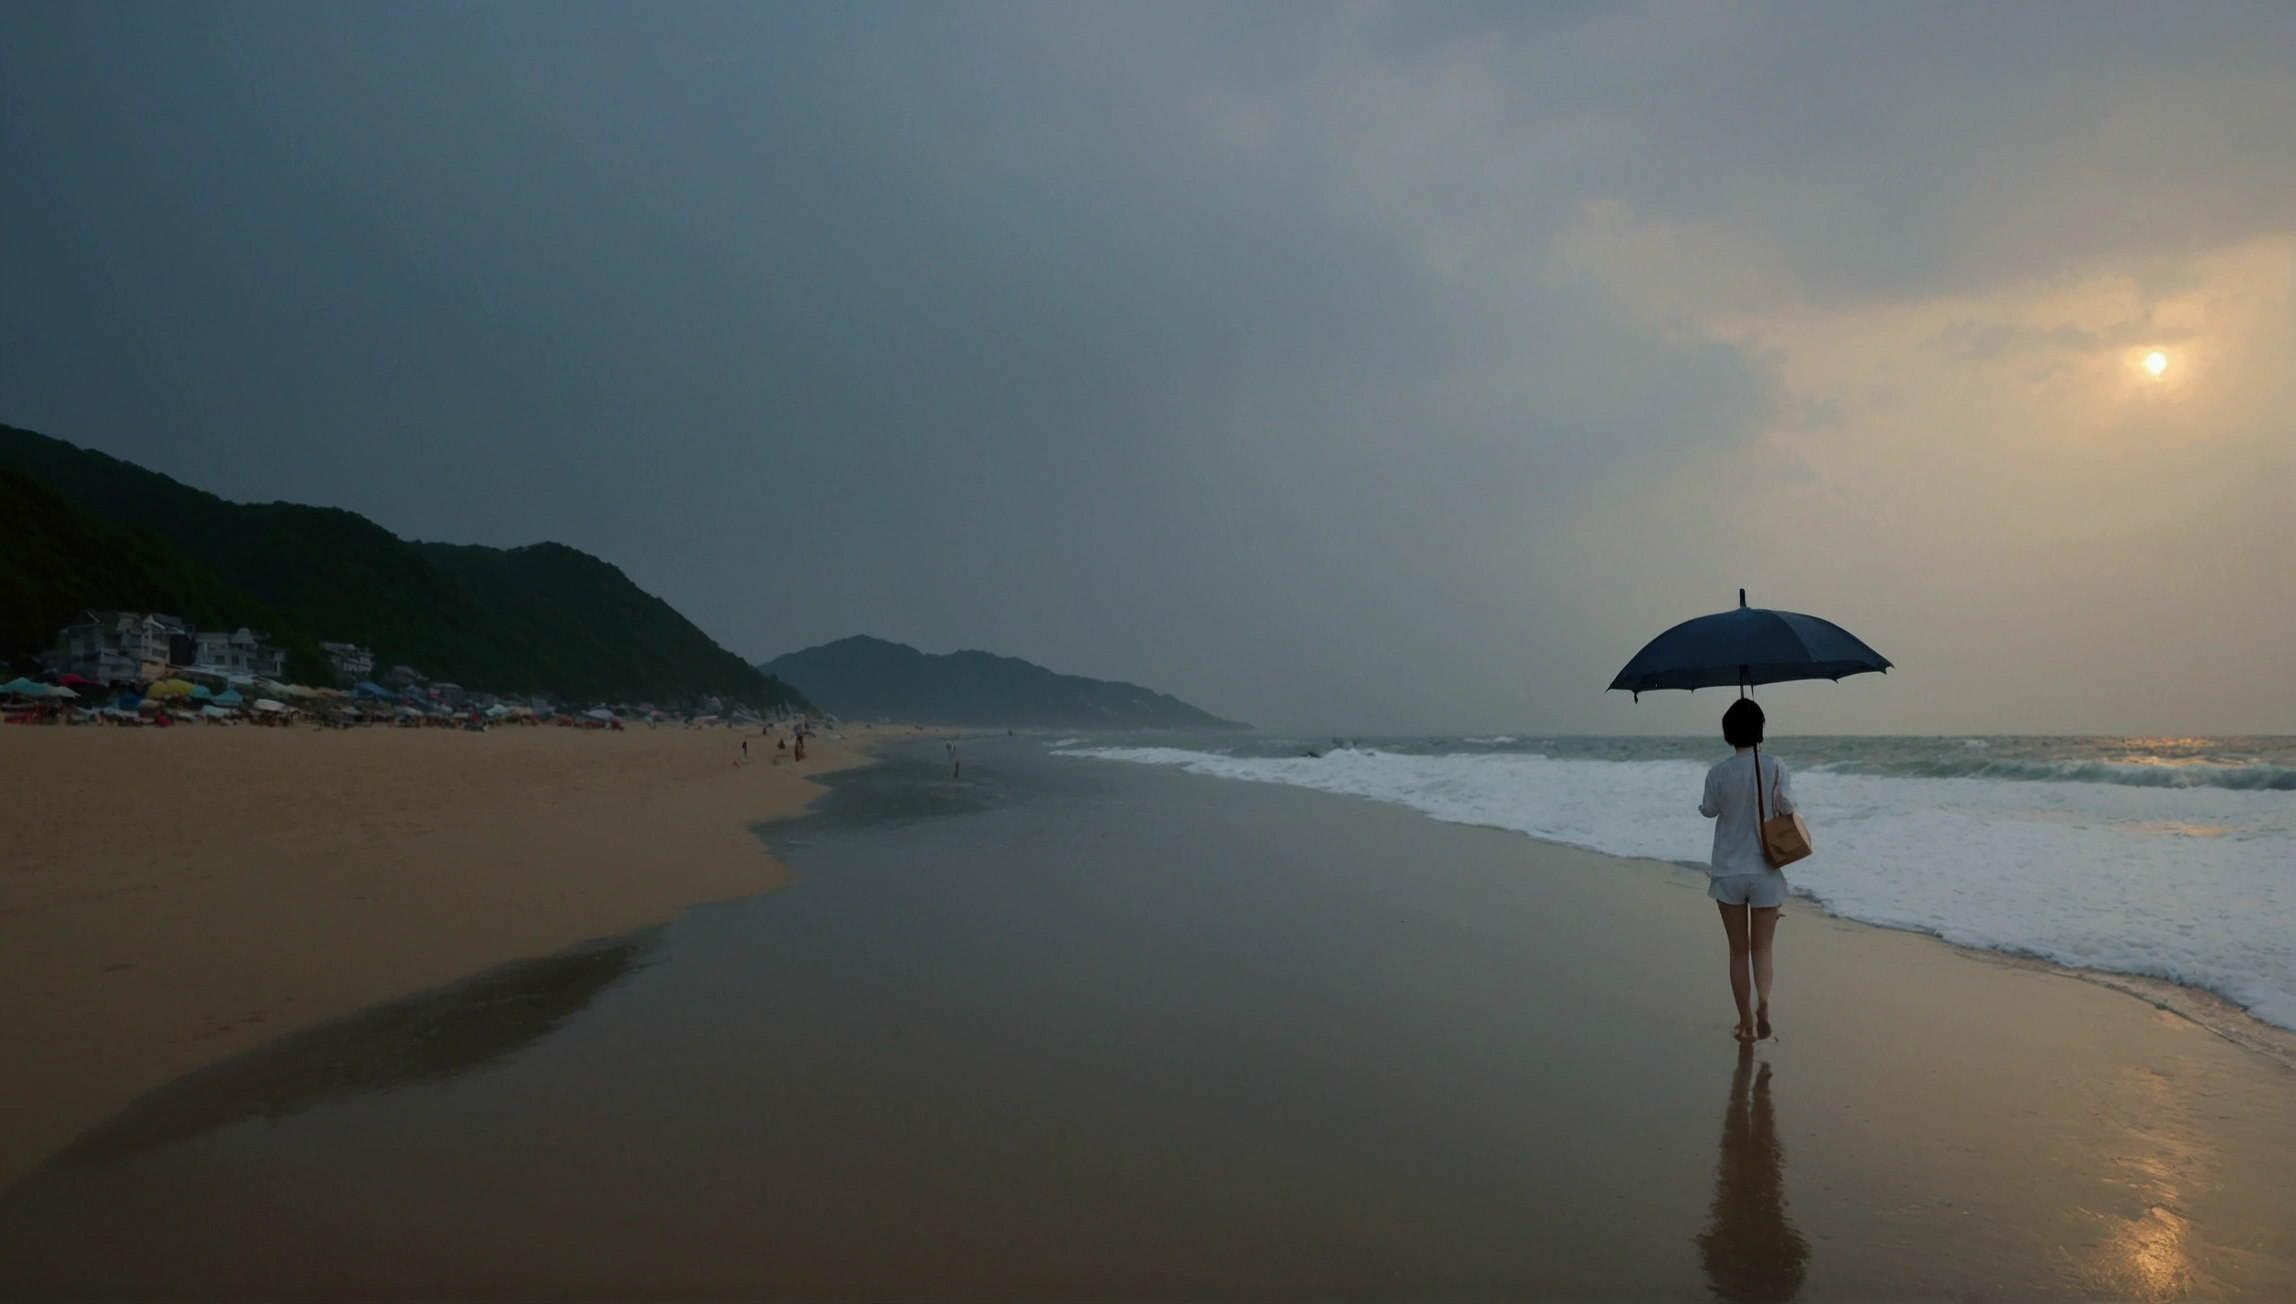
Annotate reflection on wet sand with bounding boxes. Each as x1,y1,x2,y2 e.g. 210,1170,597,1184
1697,1044,1809,1302
2060,1067,2204,1301
34,936,653,1174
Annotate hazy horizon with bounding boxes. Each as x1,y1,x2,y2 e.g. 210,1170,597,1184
6,3,2291,736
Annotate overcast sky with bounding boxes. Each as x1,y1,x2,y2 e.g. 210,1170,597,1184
5,2,2291,734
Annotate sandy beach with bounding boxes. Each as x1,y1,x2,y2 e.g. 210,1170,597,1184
0,720,903,1190
1,736,2290,1299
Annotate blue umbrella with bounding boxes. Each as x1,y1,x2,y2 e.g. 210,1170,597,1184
1609,590,1892,700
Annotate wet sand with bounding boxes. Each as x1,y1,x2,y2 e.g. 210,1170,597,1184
3,736,2294,1299
0,720,897,1190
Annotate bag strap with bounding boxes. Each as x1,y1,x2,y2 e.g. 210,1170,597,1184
1752,742,1766,825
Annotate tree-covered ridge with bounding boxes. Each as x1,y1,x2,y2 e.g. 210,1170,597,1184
762,634,1248,729
0,464,330,682
0,423,805,709
413,541,797,707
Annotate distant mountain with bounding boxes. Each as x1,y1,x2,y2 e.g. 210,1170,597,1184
761,635,1248,730
0,423,805,709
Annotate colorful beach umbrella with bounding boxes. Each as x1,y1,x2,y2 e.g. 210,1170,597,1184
1609,590,1892,701
146,679,197,698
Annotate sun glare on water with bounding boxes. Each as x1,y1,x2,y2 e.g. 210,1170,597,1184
2144,351,2168,376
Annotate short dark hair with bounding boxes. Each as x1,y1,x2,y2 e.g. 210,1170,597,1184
1722,698,1766,749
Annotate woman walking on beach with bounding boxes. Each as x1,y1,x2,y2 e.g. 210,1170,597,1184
1701,699,1795,1042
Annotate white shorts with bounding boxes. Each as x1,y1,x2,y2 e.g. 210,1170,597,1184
1708,873,1787,908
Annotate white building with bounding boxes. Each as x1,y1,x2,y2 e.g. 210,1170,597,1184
46,612,193,683
193,627,286,679
319,641,375,686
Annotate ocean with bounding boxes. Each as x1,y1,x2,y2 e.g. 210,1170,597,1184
1055,734,2296,1033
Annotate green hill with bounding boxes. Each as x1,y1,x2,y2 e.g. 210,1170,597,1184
412,541,785,707
762,635,1248,730
0,464,329,681
0,423,805,709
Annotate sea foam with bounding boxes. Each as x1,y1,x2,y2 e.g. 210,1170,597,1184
1057,745,2296,1032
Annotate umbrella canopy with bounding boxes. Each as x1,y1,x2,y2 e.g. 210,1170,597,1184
146,678,197,698
57,673,92,687
1609,590,1892,699
253,698,288,713
213,689,245,706
45,685,79,699
586,707,614,721
0,677,47,697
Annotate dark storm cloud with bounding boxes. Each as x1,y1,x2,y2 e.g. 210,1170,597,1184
5,3,2292,732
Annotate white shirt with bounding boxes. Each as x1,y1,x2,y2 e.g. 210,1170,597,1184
1700,751,1796,878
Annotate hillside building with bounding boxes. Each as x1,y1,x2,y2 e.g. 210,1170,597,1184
44,611,193,683
319,641,374,686
193,627,286,679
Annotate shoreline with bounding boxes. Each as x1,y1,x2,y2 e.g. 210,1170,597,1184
1482,839,2296,1071
1053,742,2296,1061
1634,852,2296,1072
1622,849,2296,1072
0,721,928,1190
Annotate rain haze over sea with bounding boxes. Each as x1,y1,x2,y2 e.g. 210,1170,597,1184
1057,734,2296,1033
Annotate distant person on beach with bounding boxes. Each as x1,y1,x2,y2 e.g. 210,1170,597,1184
947,739,960,778
1700,699,1795,1043
793,731,806,762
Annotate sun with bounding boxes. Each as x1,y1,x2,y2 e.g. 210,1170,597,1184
2144,351,2168,376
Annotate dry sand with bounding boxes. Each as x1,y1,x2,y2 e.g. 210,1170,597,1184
0,719,905,1189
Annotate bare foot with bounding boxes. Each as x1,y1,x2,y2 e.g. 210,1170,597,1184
1755,1005,1773,1041
1732,1023,1756,1042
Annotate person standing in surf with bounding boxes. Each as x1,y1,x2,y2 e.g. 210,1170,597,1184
1700,698,1795,1042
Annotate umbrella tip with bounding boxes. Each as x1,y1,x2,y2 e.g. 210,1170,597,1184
1739,588,1746,608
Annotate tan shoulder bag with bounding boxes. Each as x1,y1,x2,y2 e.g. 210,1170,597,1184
1752,744,1812,868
